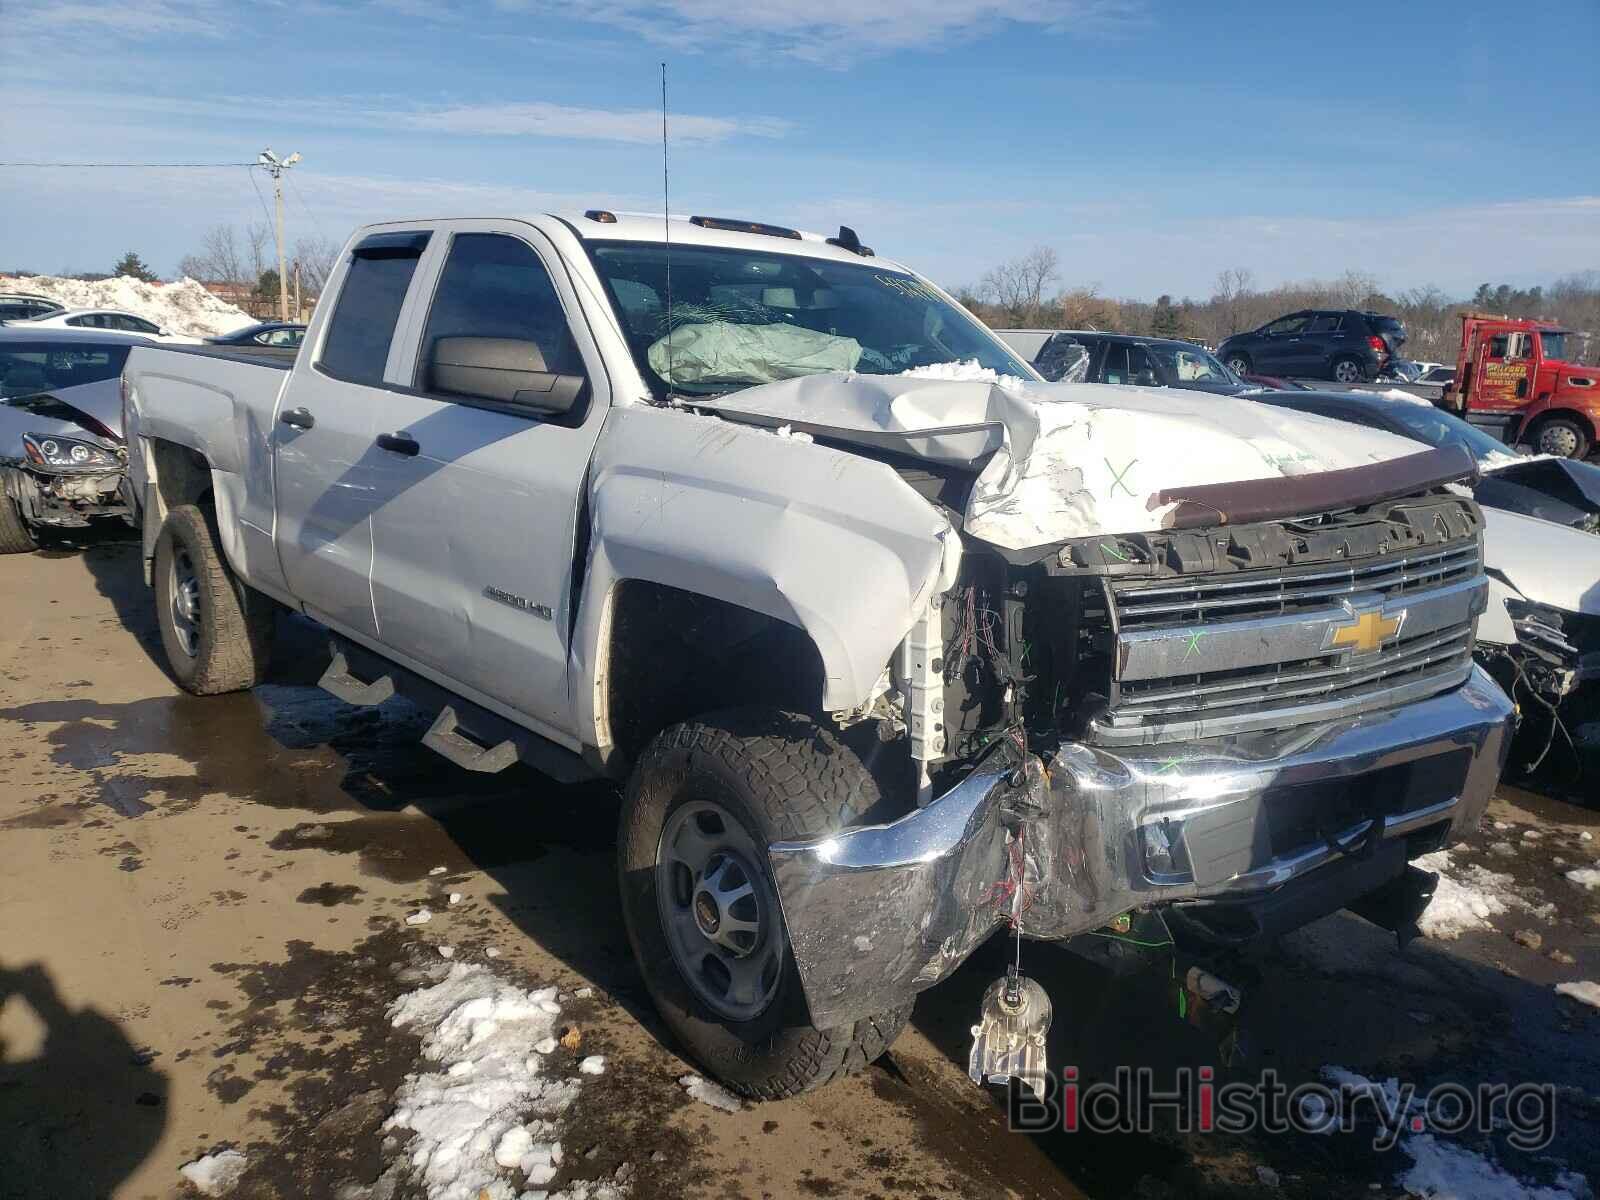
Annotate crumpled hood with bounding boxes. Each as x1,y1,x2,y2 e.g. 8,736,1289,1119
1481,507,1600,615
697,369,1430,550
0,377,124,451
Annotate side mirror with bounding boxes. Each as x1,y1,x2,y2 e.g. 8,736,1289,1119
428,336,585,415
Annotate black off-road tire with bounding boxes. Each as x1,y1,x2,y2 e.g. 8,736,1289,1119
0,487,36,554
619,708,912,1099
153,504,275,694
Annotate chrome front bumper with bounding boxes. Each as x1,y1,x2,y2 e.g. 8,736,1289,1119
769,666,1513,1029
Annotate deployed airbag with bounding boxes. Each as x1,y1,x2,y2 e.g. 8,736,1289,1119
647,321,862,388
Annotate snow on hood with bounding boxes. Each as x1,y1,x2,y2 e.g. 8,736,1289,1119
696,364,1428,551
1,275,253,338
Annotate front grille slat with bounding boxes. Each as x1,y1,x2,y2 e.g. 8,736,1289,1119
1104,537,1482,736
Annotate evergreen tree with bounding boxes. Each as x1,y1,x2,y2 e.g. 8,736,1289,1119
1150,294,1183,338
112,251,158,282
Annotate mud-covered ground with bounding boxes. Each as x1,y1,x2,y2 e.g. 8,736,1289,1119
2,530,1597,1200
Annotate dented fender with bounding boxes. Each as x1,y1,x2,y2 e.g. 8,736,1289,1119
569,405,954,745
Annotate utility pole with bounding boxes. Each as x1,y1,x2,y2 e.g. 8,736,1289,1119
293,260,301,320
256,148,301,322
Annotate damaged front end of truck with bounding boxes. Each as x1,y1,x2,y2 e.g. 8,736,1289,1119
683,372,1515,1071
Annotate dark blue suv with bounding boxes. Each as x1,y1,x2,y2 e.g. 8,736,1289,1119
1217,309,1407,384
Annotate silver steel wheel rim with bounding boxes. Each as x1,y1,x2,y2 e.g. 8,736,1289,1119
1539,425,1579,457
655,799,783,1022
168,547,201,657
1334,360,1360,382
1227,358,1248,375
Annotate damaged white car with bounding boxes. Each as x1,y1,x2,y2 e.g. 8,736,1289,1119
122,213,1513,1100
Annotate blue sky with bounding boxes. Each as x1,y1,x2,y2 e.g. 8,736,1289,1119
2,0,1596,298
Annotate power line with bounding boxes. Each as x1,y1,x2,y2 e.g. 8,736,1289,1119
0,160,260,168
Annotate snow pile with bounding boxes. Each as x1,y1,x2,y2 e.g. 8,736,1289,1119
679,1073,743,1113
1556,981,1600,1010
0,274,253,337
178,1149,248,1195
1358,387,1435,408
1415,851,1514,939
1565,867,1600,890
385,962,589,1200
1399,1134,1586,1199
899,359,1030,394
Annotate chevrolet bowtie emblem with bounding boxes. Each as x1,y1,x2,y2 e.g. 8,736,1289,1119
1329,609,1404,655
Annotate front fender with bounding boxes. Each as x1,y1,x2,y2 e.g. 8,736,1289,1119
570,405,954,742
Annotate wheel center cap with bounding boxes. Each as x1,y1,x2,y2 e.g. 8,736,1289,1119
693,890,721,937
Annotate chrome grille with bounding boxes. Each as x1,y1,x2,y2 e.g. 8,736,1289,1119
1112,541,1482,629
1098,537,1483,742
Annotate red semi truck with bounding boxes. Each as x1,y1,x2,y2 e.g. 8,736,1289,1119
1443,312,1598,458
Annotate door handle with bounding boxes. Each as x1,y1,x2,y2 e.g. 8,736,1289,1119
376,432,419,457
279,406,315,430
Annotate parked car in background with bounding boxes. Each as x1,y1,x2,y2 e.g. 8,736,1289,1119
996,329,1253,394
0,328,136,552
13,307,201,344
1218,310,1407,384
1245,386,1599,773
205,321,306,351
1419,365,1456,386
0,293,67,323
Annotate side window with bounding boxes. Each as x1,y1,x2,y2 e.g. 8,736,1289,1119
124,316,160,334
319,232,429,385
1264,315,1310,336
415,233,584,402
1102,343,1129,384
66,315,91,327
1127,345,1158,385
1307,313,1342,334
1487,334,1509,357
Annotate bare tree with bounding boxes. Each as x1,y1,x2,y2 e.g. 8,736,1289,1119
979,246,1060,325
291,235,340,296
177,222,273,286
1211,267,1256,340
1332,269,1382,309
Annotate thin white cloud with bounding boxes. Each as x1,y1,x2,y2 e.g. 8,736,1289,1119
496,0,1146,62
394,102,790,144
6,0,223,39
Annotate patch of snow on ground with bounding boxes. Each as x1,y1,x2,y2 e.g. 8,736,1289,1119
1556,981,1600,1010
1565,867,1600,890
1415,851,1513,939
178,1149,248,1195
1399,1133,1585,1199
680,1073,743,1113
1,275,253,338
385,962,586,1200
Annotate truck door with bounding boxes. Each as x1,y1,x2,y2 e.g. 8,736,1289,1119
361,226,607,740
1473,330,1533,412
272,231,433,639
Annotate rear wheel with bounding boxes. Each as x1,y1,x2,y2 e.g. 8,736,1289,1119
153,504,275,694
0,474,36,554
619,709,911,1099
1529,416,1590,460
1332,356,1365,384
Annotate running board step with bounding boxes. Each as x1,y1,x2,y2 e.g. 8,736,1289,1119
422,706,520,774
318,650,396,706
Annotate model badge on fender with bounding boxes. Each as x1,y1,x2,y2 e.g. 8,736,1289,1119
483,585,552,620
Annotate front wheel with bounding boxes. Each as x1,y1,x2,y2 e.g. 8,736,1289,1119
1224,353,1251,377
1529,416,1591,460
1332,356,1365,384
153,504,275,694
618,709,911,1099
0,475,36,554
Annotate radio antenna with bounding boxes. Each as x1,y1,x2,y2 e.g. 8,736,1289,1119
661,60,674,400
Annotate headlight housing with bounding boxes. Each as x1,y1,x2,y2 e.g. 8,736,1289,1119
22,433,118,471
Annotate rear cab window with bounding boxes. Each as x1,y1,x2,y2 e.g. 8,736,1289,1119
0,342,130,398
318,232,431,385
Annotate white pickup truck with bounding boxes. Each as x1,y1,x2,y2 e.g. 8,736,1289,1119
123,211,1513,1099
